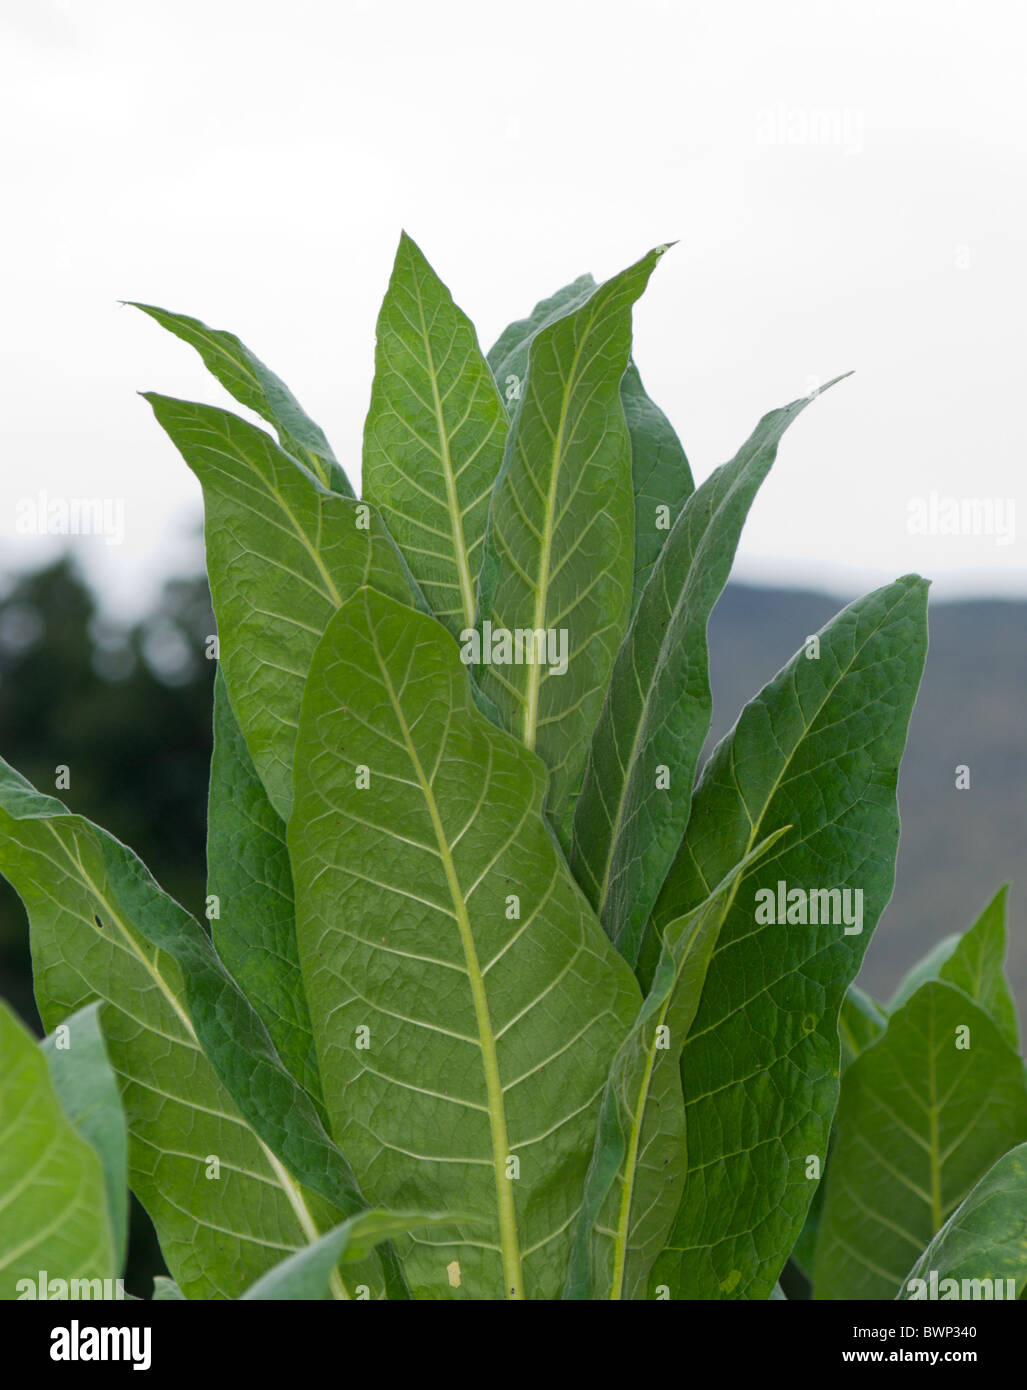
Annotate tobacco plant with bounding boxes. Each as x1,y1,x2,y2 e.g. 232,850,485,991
2,237,1026,1302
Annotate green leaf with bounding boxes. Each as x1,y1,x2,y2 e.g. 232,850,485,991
889,886,1019,1049
0,758,404,1300
889,937,960,1009
477,246,670,840
41,1001,129,1269
207,668,322,1114
648,574,930,1299
620,361,694,606
791,984,888,1284
814,981,1027,1300
0,999,115,1298
362,232,509,638
144,394,418,819
288,587,642,1300
241,1211,451,1300
488,276,695,640
839,984,888,1072
486,272,597,397
152,1276,186,1300
789,1178,827,1286
566,828,789,1300
571,385,839,967
899,1143,1027,1300
130,302,352,495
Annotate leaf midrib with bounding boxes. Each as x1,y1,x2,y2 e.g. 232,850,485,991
198,426,343,608
409,267,477,632
610,986,670,1299
522,315,595,750
366,606,524,1299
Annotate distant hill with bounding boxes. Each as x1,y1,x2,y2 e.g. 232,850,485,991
706,584,1027,1024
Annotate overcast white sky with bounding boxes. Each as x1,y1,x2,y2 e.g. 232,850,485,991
2,0,1024,617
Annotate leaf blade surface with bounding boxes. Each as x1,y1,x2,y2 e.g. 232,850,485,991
815,982,1027,1300
572,387,835,965
289,588,642,1299
0,1000,115,1299
131,302,351,494
478,247,669,836
363,232,509,636
898,1143,1027,1300
41,1001,129,1268
144,394,417,818
648,575,930,1298
0,760,399,1299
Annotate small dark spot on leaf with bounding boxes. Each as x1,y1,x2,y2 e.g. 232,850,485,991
93,915,104,929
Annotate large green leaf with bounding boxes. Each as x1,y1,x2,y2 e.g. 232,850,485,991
814,981,1027,1300
620,361,694,606
647,574,930,1299
889,886,1018,1049
130,302,352,495
486,272,596,397
362,232,509,638
477,247,669,839
791,984,889,1282
288,587,642,1300
571,386,839,967
144,394,418,819
487,276,695,618
207,668,322,1114
0,758,403,1300
566,828,789,1300
899,1143,1027,1300
0,1000,116,1298
40,1001,129,1268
